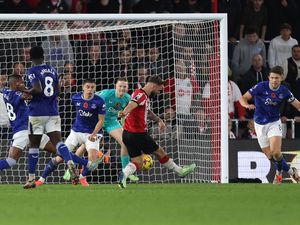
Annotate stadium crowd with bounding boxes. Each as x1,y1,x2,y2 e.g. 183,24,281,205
0,0,300,142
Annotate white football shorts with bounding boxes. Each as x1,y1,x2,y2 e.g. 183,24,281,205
12,130,50,150
64,129,102,152
254,119,282,149
29,116,61,134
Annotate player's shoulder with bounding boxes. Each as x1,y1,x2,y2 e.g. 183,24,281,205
93,94,105,104
124,92,131,100
72,92,82,100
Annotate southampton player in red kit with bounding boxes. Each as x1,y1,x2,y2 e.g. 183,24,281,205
118,75,196,188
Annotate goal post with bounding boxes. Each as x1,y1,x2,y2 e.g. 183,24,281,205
0,13,228,184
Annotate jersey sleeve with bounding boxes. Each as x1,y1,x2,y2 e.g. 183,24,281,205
248,83,262,97
98,97,106,115
27,70,40,86
97,89,109,101
285,88,295,103
131,90,147,105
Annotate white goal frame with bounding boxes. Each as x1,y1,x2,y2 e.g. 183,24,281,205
0,13,228,183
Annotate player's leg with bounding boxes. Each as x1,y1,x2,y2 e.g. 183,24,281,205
46,116,79,184
24,118,44,188
109,127,139,182
0,130,26,171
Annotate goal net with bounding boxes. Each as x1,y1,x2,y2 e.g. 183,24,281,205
0,14,228,184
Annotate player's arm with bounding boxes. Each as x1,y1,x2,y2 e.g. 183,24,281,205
23,73,42,95
89,114,105,141
21,92,32,101
148,110,166,132
239,91,255,110
118,100,138,117
290,99,300,112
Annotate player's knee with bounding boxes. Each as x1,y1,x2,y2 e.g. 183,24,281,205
6,157,17,167
153,147,165,159
39,134,50,149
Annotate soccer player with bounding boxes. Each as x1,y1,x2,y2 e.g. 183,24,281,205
0,74,56,175
23,46,79,188
35,79,106,187
239,66,300,184
117,75,196,188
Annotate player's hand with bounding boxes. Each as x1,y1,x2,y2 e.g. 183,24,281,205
246,104,255,110
158,119,166,132
281,116,288,123
118,110,125,118
88,134,97,142
294,116,300,123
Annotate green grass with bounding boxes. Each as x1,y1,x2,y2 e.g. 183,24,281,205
0,183,299,225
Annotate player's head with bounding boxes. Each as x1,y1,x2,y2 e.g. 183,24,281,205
8,74,24,90
115,77,128,97
30,46,44,63
145,75,164,98
268,66,284,89
82,79,96,97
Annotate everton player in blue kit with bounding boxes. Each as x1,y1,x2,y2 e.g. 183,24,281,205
23,46,79,187
240,66,300,184
36,79,106,187
0,75,56,175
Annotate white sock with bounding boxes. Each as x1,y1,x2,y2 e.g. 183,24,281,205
287,168,294,176
123,162,137,177
29,173,35,181
162,158,182,174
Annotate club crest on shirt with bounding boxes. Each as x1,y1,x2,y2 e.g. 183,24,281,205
91,104,96,109
76,102,80,106
115,102,120,107
83,102,88,109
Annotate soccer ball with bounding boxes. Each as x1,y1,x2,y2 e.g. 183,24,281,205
142,154,153,170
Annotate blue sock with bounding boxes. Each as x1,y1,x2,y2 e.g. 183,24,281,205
56,142,72,162
0,157,16,170
81,166,89,177
70,153,88,166
271,158,279,170
281,157,290,172
28,148,39,174
42,158,58,179
121,155,130,169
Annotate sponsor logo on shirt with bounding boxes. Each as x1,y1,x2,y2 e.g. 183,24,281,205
78,109,93,117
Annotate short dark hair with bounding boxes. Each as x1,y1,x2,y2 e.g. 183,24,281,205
146,75,164,85
269,66,284,76
8,74,22,85
245,27,258,35
83,78,96,85
280,23,292,31
30,46,44,60
292,44,300,51
115,77,128,84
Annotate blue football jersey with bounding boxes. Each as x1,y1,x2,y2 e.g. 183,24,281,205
2,88,28,135
96,89,130,121
72,93,106,134
26,64,59,116
249,81,295,125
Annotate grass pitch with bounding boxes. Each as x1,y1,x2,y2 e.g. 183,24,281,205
0,183,299,225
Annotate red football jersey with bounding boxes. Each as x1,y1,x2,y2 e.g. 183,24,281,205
123,89,150,133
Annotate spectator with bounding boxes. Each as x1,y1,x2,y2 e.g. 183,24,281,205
0,72,9,128
265,0,299,41
282,44,300,92
240,54,268,94
3,0,30,13
77,44,108,89
133,45,148,65
12,62,26,77
151,106,177,141
41,35,74,74
218,0,242,63
202,67,246,121
228,118,236,139
231,27,266,80
59,70,76,139
241,119,257,139
192,107,209,137
268,23,298,69
87,0,120,13
37,0,69,13
132,0,173,13
240,0,268,40
132,66,149,90
69,0,89,41
19,43,31,69
148,47,167,78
